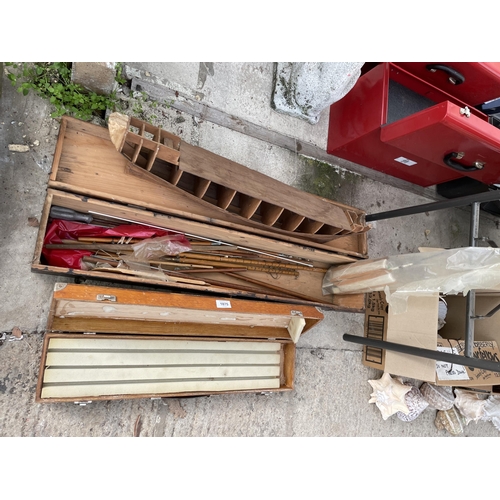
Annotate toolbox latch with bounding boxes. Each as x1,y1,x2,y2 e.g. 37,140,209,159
96,294,117,302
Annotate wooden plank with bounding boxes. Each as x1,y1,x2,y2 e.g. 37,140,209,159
40,377,281,399
49,118,67,182
280,212,306,232
48,337,281,351
170,164,183,185
239,194,261,219
298,219,325,234
145,147,159,171
49,318,295,339
194,178,211,198
49,336,281,352
260,202,284,226
45,350,281,367
42,364,281,383
217,186,237,209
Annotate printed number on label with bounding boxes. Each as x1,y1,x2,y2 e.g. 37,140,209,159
216,300,232,308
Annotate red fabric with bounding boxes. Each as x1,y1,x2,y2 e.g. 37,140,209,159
42,219,185,269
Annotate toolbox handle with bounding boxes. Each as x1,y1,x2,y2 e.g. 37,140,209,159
426,64,465,85
443,152,483,172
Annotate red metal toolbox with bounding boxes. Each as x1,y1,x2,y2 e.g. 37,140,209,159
327,62,500,187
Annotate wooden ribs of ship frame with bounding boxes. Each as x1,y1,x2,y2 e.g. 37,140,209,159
108,113,368,245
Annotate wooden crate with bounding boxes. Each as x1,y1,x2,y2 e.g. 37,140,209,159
36,283,324,403
31,115,367,312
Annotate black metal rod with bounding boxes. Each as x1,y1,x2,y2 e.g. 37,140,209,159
366,190,500,222
343,334,500,373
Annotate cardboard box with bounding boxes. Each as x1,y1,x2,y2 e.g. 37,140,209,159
363,291,500,386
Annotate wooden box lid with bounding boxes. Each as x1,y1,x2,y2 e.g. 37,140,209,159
47,282,324,343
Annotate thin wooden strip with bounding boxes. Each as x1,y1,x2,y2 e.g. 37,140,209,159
45,351,281,367
217,186,237,209
156,146,180,165
49,117,67,182
43,365,281,383
41,377,281,399
297,219,324,234
260,202,284,226
145,147,159,171
131,138,143,164
48,337,281,352
194,178,211,198
170,165,183,185
125,131,180,165
280,212,305,232
239,194,261,219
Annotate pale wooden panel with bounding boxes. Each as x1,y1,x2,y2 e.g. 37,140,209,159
43,364,281,383
41,377,280,398
45,351,281,367
48,337,281,352
53,300,292,327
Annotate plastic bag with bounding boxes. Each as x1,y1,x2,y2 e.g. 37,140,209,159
130,234,192,261
322,247,500,313
42,219,174,269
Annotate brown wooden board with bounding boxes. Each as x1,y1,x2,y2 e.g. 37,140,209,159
48,116,368,258
35,282,319,403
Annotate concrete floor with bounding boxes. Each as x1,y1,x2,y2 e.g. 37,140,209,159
1,62,500,437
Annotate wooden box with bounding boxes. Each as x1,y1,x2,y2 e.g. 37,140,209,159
31,116,367,312
36,283,324,403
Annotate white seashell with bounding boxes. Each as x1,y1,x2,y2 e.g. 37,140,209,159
454,389,487,423
435,407,467,435
368,372,411,420
420,383,455,410
396,384,429,422
482,394,500,431
438,297,448,330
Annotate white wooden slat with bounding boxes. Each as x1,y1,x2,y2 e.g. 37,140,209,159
41,377,281,398
45,350,281,367
48,337,281,352
43,364,281,383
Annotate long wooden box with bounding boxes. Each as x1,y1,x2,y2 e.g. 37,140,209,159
31,116,367,312
36,283,324,403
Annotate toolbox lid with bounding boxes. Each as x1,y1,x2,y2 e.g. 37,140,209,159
47,283,324,343
395,62,500,107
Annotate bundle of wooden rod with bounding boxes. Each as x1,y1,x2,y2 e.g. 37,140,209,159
44,227,327,302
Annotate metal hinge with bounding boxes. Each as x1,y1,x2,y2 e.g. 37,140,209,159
96,294,117,302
